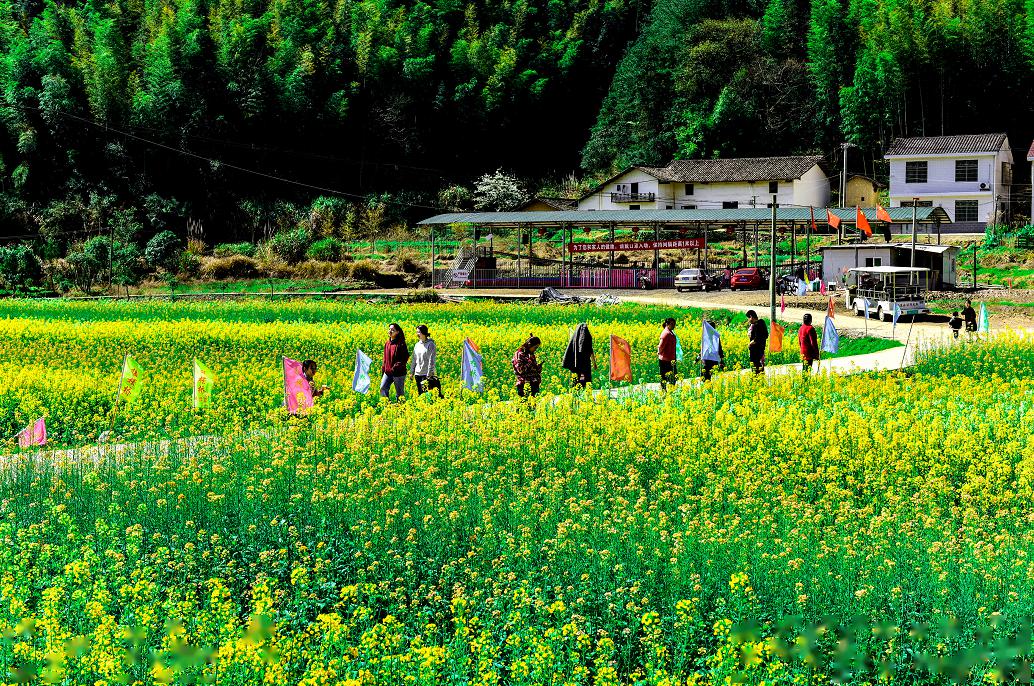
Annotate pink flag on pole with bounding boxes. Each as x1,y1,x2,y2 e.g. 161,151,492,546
283,357,314,415
780,294,786,314
17,417,46,449
820,279,827,295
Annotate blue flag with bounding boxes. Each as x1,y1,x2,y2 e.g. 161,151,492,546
461,338,484,392
978,303,989,333
797,278,808,297
821,316,839,354
701,321,722,363
675,335,684,363
352,349,373,394
892,302,901,326
862,297,870,319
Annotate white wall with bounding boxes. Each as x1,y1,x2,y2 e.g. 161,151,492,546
821,247,895,283
887,140,1014,223
576,169,663,210
793,165,832,208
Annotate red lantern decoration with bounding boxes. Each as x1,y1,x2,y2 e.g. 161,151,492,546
582,226,591,235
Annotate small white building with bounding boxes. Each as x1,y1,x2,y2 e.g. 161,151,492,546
822,243,959,288
884,133,1013,227
576,156,831,211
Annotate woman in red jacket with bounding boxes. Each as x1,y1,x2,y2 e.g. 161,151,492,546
381,323,410,399
658,317,678,391
798,313,820,373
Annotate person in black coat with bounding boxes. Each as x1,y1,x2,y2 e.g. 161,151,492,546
562,323,598,388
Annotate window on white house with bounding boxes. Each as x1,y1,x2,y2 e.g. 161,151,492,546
685,184,694,196
768,181,779,194
901,200,933,208
682,204,697,209
629,205,641,211
864,258,883,268
955,200,979,222
955,160,978,182
723,201,739,209
905,161,928,183
666,205,673,210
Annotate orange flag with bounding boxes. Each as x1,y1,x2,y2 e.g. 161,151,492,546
876,204,892,223
826,209,841,230
769,322,785,353
856,207,872,237
827,296,836,320
609,334,632,382
810,206,818,232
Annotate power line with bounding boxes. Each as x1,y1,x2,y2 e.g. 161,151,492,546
3,104,446,211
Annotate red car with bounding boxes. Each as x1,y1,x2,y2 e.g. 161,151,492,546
730,267,765,290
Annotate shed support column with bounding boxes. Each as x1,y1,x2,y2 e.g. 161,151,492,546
703,224,709,270
516,225,522,290
609,223,615,289
430,227,436,288
790,221,797,276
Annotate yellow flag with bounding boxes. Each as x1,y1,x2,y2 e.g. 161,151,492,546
119,355,145,405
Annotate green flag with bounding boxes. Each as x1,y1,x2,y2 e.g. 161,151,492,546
119,355,145,405
978,302,990,333
193,358,216,409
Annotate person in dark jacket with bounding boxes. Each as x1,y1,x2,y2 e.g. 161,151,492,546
798,313,820,373
512,335,543,397
562,323,597,388
658,317,678,391
948,312,963,340
380,322,409,399
961,299,977,335
746,310,768,375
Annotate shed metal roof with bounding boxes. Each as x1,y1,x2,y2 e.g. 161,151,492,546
885,133,1007,157
418,207,949,226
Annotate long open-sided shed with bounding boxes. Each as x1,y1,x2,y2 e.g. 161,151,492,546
417,207,949,289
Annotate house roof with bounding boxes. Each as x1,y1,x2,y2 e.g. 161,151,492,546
846,173,886,189
885,133,1008,157
519,196,577,211
640,155,827,183
1027,140,1034,160
418,207,950,227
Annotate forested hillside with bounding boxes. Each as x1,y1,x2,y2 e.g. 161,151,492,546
0,0,1032,246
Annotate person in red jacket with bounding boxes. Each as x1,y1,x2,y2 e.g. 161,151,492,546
658,317,678,391
380,322,410,400
798,312,820,373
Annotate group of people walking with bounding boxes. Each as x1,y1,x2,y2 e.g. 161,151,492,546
305,309,845,403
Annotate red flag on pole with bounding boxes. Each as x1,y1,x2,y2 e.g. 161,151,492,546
827,296,836,320
609,335,632,382
856,207,872,237
826,209,841,230
810,206,817,232
876,204,892,223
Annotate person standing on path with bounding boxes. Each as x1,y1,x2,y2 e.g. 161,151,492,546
797,313,819,373
512,335,543,398
380,323,409,400
962,299,977,338
746,310,768,375
658,317,678,391
411,324,443,398
563,323,597,388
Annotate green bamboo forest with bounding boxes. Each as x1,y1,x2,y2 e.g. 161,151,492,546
0,0,1031,251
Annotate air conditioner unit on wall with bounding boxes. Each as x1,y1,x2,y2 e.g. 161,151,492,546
980,182,989,190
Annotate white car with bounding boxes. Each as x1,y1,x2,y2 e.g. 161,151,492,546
675,268,707,292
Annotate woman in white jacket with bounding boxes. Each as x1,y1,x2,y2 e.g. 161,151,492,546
411,324,443,398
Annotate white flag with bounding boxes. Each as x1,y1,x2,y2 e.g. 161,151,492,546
821,316,839,354
701,321,722,363
461,338,484,392
352,349,373,394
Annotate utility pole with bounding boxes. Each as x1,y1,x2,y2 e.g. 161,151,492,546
840,142,854,208
910,198,918,285
769,195,777,324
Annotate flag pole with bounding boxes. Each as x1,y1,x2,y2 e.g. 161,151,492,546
108,353,128,434
900,314,917,370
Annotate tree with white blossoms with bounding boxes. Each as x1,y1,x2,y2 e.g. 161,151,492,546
473,170,529,211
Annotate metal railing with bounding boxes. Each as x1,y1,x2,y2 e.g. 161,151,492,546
610,192,656,203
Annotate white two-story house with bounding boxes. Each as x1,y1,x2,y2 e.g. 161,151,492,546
885,133,1013,226
576,156,831,211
